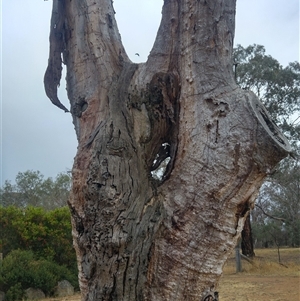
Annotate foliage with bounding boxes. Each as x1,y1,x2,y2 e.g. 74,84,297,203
0,206,24,257
0,170,71,209
0,250,78,301
4,283,23,301
0,206,76,268
252,159,300,247
0,172,78,300
0,206,79,300
270,159,300,246
234,44,300,144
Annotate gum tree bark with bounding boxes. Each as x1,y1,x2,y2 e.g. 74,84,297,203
45,0,291,300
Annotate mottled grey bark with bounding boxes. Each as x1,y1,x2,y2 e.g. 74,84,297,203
45,0,291,300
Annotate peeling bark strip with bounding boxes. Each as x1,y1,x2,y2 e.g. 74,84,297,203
45,0,291,300
44,0,69,112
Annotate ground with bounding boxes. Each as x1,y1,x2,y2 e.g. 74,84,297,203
41,248,299,301
219,248,300,301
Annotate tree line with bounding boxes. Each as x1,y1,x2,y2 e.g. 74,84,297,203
0,170,71,209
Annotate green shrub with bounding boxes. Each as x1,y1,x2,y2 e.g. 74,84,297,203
0,205,78,300
5,283,23,301
0,206,24,256
0,206,76,270
0,250,78,301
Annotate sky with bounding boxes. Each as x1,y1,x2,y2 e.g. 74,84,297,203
1,0,299,185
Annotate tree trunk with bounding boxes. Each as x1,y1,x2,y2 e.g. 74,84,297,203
241,214,255,258
44,0,291,300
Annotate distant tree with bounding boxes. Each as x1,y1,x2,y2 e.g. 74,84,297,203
276,162,300,246
233,44,300,255
0,170,71,209
0,181,16,207
254,159,300,247
15,170,45,207
234,44,300,144
40,172,72,209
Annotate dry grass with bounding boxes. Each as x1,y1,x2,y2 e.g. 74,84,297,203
40,248,300,301
223,247,300,276
40,295,81,301
219,248,300,301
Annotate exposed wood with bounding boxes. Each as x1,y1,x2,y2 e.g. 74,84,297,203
45,0,291,300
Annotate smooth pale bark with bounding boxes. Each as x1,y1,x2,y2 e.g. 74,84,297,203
45,0,291,300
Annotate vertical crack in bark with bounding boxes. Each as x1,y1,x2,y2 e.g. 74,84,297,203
215,120,219,143
121,256,129,299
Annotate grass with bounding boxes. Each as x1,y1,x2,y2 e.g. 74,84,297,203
223,247,300,276
219,248,300,300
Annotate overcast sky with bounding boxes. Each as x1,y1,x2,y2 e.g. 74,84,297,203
1,0,299,185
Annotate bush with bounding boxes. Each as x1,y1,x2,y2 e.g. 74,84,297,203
0,206,76,270
0,250,78,301
5,283,23,301
0,206,78,300
0,206,23,256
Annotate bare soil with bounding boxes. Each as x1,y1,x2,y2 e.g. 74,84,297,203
42,248,300,301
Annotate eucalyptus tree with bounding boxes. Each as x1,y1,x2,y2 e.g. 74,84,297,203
253,158,300,248
0,171,71,209
234,44,300,144
44,1,291,300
